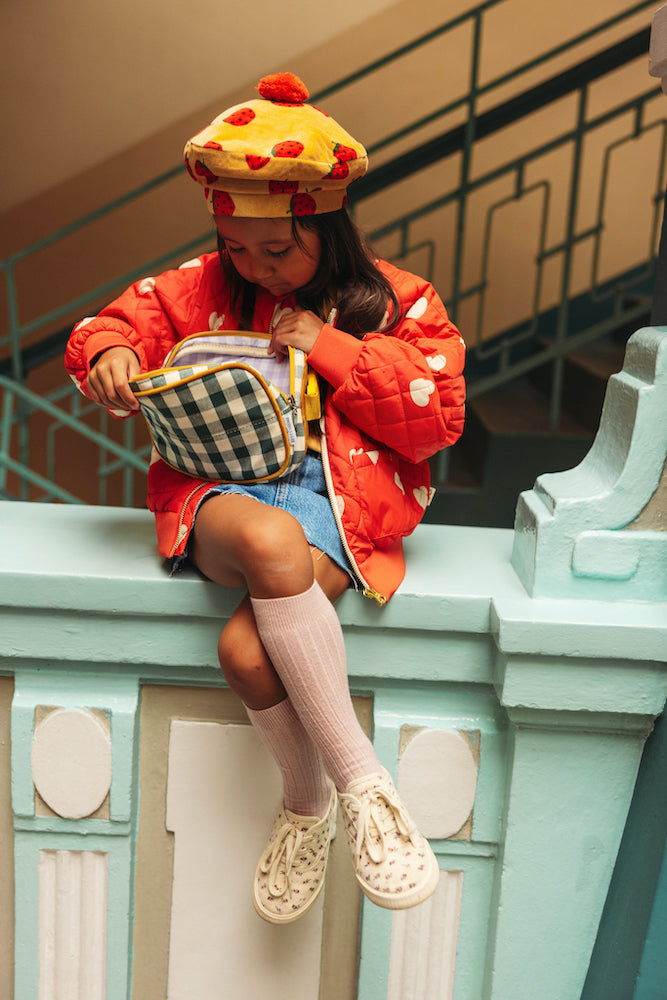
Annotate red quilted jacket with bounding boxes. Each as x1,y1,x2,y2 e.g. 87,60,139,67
65,252,465,602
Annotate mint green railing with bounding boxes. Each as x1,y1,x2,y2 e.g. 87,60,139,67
0,0,661,505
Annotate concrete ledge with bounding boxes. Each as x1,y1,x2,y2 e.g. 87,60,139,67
2,499,666,1000
2,500,664,675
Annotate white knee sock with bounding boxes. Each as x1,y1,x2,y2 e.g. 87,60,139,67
250,581,380,791
246,697,332,818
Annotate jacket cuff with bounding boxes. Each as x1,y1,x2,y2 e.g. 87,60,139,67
82,333,141,373
306,324,364,388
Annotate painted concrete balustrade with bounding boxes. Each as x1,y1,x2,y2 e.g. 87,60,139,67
0,327,665,1000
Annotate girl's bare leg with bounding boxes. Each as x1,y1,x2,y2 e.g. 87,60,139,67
190,494,349,815
190,493,348,709
191,493,316,597
190,492,378,791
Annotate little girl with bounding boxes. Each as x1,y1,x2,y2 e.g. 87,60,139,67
65,73,465,924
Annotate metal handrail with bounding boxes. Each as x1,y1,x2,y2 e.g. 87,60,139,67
0,0,659,504
0,374,150,504
0,1,654,364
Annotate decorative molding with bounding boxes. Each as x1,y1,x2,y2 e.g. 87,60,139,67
388,870,462,1000
398,728,478,840
31,708,112,820
39,850,108,1000
512,327,667,600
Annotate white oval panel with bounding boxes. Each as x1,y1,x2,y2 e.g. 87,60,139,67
31,708,112,819
398,728,478,839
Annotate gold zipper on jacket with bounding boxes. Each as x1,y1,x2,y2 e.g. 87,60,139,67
169,482,211,558
319,426,387,606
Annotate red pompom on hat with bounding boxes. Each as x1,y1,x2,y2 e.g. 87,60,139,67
256,73,309,104
184,73,367,217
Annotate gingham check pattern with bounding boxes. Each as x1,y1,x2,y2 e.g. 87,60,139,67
130,338,308,482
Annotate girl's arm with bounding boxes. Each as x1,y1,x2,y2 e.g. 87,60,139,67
65,254,223,414
306,271,465,464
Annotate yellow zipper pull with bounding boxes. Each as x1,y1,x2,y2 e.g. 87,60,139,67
363,587,387,606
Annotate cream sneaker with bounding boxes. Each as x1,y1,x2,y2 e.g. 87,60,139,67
339,769,439,909
253,785,337,924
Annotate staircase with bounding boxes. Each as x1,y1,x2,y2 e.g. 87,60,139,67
0,1,662,523
429,311,648,528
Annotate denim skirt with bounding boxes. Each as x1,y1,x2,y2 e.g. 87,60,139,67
192,452,355,584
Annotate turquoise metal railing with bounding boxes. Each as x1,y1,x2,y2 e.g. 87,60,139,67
0,375,149,503
0,0,660,504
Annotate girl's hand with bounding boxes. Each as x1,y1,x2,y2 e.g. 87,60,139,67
270,310,324,359
86,346,141,411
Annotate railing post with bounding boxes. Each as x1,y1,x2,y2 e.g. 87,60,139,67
512,326,667,601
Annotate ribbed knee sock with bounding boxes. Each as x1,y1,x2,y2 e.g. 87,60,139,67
250,581,380,791
246,697,332,818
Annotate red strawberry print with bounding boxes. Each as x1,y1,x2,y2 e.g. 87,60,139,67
273,140,304,158
212,191,235,215
224,107,255,126
203,141,223,150
269,180,298,193
290,193,317,216
184,155,196,180
327,162,349,180
334,143,358,163
195,160,217,184
245,155,270,170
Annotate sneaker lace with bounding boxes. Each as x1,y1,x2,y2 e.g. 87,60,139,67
260,823,304,899
343,781,417,865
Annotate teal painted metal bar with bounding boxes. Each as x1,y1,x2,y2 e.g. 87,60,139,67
0,232,213,344
0,0,660,504
550,87,588,429
450,9,483,323
0,376,148,472
310,0,506,102
0,374,148,503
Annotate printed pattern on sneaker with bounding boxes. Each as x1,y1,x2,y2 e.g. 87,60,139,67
339,769,440,910
253,786,336,924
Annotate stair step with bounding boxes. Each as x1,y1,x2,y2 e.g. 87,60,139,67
565,337,627,382
529,331,630,431
469,377,592,437
428,375,595,528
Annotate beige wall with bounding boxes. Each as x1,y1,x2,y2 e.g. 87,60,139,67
0,0,656,344
2,0,651,241
0,0,404,214
0,0,660,506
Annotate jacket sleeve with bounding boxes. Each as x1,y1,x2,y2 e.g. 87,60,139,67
306,268,465,464
64,255,222,407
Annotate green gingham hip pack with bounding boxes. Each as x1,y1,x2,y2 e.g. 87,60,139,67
129,331,320,483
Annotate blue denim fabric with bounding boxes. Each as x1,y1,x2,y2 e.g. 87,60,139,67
192,452,356,584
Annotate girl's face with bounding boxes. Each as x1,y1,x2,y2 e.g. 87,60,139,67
214,216,320,297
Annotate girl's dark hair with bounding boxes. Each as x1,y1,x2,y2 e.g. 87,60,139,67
217,209,400,336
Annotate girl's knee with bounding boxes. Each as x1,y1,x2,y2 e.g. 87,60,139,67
234,508,313,596
193,497,312,594
217,613,285,707
237,506,305,560
218,616,256,681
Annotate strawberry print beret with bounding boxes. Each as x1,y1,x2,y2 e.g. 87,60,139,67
184,73,368,217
